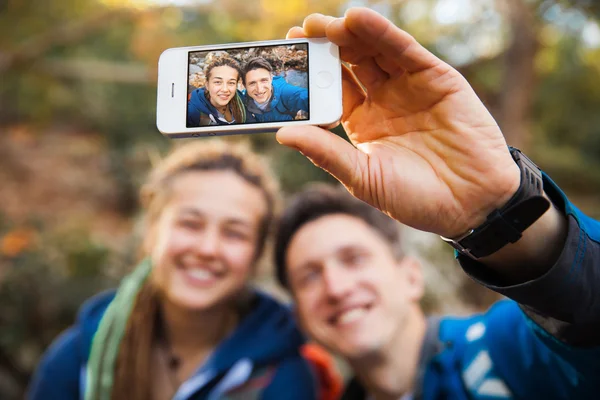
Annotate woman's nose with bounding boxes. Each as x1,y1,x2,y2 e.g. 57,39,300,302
196,227,221,258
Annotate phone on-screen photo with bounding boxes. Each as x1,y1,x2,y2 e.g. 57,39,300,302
156,38,342,138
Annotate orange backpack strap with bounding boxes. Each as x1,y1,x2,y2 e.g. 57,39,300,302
301,343,344,400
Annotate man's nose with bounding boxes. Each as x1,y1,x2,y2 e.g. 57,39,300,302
322,262,354,301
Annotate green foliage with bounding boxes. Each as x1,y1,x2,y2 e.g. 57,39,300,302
531,35,600,203
535,37,600,152
0,219,121,398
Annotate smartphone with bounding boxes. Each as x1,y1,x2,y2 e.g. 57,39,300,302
156,38,342,138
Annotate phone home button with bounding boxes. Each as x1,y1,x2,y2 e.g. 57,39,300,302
316,71,334,89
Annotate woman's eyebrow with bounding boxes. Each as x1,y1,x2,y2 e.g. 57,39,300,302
177,207,203,218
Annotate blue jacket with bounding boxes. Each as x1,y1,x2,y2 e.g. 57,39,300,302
187,88,248,127
28,290,317,400
342,174,600,400
243,76,308,122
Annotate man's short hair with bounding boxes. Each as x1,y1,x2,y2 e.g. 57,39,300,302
274,184,404,289
242,57,273,85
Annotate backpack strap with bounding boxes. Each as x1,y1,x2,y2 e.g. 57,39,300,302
413,316,443,399
419,316,476,400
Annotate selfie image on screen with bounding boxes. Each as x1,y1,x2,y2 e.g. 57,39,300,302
187,44,309,127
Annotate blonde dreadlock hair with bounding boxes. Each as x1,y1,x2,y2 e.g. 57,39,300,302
204,56,246,123
110,139,279,400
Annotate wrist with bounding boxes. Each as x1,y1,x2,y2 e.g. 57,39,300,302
442,148,550,259
479,193,567,282
461,163,521,236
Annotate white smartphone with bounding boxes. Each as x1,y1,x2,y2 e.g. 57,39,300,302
156,38,342,138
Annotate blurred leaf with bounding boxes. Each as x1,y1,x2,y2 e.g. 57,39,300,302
1,228,35,258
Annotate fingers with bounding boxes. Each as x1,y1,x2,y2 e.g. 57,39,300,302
276,125,365,189
326,18,379,60
287,19,367,122
288,13,336,39
350,57,389,92
286,26,305,39
302,13,336,37
340,64,366,121
344,7,442,73
293,11,400,92
297,8,442,74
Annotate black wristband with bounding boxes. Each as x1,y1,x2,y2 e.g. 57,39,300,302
443,147,550,259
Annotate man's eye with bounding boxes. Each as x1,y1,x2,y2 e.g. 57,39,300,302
342,252,367,267
299,269,320,286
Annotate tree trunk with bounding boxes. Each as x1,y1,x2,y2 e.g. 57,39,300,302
497,0,539,151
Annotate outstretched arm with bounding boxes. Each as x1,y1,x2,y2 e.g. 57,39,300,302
280,82,308,116
277,9,599,342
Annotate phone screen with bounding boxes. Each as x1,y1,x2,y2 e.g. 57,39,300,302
187,43,309,128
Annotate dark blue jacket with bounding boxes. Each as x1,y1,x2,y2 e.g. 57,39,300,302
342,174,600,400
28,290,317,400
243,76,308,122
187,87,248,127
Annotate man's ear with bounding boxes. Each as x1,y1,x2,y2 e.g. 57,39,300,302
398,256,425,302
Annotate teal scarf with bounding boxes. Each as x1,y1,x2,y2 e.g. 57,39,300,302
85,259,152,400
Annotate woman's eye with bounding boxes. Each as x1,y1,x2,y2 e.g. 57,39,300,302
180,220,201,230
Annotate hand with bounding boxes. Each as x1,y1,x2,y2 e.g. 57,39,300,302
277,8,520,238
295,109,308,120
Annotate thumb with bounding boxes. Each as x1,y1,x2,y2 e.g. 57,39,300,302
276,125,364,188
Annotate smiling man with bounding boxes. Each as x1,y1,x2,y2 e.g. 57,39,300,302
274,185,599,400
241,57,308,122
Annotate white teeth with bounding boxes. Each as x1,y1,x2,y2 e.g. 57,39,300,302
186,269,214,281
337,308,367,325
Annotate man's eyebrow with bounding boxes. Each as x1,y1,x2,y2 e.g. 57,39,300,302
336,244,368,255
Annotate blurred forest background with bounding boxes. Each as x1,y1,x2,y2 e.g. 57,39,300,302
1,0,600,397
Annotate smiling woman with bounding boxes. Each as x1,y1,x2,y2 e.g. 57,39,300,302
28,140,319,400
187,56,248,127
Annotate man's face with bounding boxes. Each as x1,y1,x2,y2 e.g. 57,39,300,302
286,214,423,360
245,68,273,104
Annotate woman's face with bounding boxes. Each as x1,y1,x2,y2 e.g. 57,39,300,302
205,65,239,108
148,170,267,311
